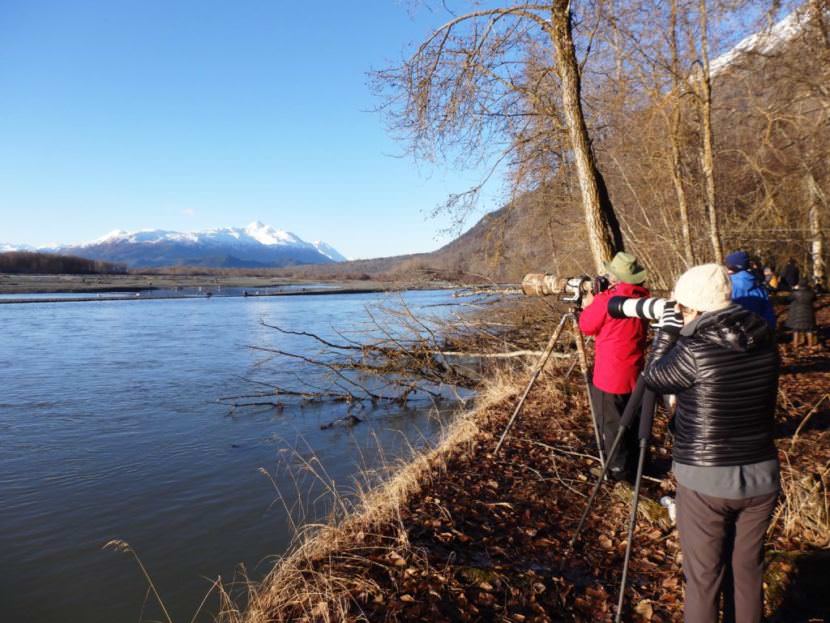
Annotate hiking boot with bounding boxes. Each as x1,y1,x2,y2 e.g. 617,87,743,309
608,466,633,484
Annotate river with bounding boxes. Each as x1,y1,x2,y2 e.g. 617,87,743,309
0,289,463,622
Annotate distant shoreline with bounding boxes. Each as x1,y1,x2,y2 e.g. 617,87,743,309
0,272,315,295
0,272,465,303
0,287,401,304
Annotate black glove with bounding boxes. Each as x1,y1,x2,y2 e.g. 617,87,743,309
655,301,683,336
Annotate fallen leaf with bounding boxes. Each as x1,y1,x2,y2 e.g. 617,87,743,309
634,599,654,620
388,551,407,567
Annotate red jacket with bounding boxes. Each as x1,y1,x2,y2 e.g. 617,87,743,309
578,282,650,394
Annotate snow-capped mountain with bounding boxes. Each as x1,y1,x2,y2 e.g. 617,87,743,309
41,222,346,268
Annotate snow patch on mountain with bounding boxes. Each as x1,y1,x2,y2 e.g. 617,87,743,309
69,222,341,254
244,221,303,246
312,241,348,262
0,243,35,252
710,7,812,77
76,221,324,247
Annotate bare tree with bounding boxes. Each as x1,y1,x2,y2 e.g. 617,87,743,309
669,0,696,266
550,1,623,271
374,2,623,273
695,0,724,263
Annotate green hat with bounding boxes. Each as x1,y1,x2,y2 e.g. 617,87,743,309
604,252,647,284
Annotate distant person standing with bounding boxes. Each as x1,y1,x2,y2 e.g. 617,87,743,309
786,280,818,351
780,258,800,291
726,250,776,329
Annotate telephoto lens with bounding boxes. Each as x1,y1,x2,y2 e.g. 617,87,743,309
607,296,668,321
521,273,568,297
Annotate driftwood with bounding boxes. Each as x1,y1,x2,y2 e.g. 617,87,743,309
436,349,572,359
219,295,586,413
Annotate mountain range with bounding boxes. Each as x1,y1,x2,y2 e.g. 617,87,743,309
1,222,347,268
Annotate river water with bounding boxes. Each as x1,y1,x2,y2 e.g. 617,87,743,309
0,290,461,622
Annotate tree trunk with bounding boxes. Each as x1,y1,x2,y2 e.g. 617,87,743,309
807,173,827,288
669,0,695,267
550,1,623,273
697,0,723,263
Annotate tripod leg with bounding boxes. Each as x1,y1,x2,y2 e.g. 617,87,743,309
570,421,628,547
572,318,605,468
494,313,569,455
570,380,650,546
615,390,656,621
615,439,647,623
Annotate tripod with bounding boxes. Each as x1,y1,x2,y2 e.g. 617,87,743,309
570,375,659,623
494,308,605,468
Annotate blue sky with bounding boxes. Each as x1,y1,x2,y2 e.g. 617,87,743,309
0,1,499,259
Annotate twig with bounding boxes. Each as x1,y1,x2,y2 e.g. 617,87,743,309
790,393,830,449
530,440,601,462
260,320,362,350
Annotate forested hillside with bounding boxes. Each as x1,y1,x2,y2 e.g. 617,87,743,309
0,252,127,275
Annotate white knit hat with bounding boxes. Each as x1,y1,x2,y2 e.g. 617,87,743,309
672,263,732,312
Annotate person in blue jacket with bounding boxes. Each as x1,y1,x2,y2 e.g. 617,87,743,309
725,250,776,329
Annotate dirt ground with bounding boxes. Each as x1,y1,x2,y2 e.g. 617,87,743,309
248,300,830,623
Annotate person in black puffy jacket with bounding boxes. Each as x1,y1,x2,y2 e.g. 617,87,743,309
643,263,780,623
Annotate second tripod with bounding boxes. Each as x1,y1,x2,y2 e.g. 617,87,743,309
570,376,660,623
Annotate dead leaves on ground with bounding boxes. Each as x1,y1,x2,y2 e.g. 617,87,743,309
273,303,830,622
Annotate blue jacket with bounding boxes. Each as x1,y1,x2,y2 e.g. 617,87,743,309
731,270,776,329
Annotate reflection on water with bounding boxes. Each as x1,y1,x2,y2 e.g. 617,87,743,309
0,290,459,622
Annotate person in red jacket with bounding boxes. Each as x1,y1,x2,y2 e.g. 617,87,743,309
579,252,650,482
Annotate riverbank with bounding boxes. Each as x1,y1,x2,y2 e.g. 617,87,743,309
235,302,830,622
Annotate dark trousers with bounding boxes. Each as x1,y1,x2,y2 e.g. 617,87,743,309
589,384,638,479
676,484,778,623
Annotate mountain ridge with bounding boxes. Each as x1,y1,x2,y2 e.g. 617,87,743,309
2,221,346,268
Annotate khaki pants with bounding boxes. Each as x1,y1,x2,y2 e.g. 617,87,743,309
676,484,778,623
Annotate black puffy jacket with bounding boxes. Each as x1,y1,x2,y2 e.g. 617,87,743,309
643,304,779,467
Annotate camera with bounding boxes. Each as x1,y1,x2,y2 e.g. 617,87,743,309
607,296,669,321
522,273,610,307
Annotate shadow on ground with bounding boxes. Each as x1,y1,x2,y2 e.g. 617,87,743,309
771,550,830,622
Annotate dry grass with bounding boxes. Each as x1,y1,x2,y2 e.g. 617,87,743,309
770,455,830,548
224,366,524,623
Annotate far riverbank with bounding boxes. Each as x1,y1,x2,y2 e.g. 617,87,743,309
0,272,462,296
